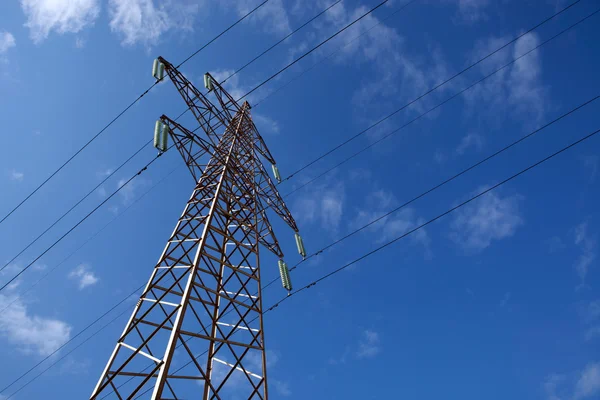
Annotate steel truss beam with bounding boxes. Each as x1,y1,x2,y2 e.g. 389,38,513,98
91,60,298,400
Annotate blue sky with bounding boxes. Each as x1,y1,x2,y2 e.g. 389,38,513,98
1,0,600,398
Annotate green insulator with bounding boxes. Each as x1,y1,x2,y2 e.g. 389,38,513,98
272,164,281,183
295,233,306,259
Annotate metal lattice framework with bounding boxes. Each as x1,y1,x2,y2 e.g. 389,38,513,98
90,58,298,400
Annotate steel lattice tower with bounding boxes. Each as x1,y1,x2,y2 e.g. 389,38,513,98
90,57,299,400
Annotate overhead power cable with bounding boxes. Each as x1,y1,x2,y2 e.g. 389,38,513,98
0,0,595,394
238,0,407,100
279,0,583,183
261,94,600,290
0,145,174,294
0,0,344,283
0,0,272,227
0,164,182,317
254,0,417,107
265,126,600,311
0,0,416,295
3,307,132,400
5,90,598,397
281,6,600,198
127,122,600,400
0,139,151,275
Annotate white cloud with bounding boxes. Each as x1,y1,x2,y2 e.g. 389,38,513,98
544,363,600,400
456,132,483,155
356,329,381,359
97,168,114,178
466,32,547,124
75,37,85,48
353,189,430,254
293,180,345,232
0,292,71,357
20,0,100,43
451,188,523,252
313,3,454,123
68,264,99,289
574,222,596,285
585,326,600,342
8,169,24,182
544,373,566,400
271,379,291,397
117,177,148,205
454,0,490,23
575,363,600,399
209,69,253,103
108,0,200,47
253,113,280,135
0,32,16,54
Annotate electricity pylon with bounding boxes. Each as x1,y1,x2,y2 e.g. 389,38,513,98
90,57,299,400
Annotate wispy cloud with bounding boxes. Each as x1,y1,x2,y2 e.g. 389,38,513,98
0,291,71,356
452,0,490,23
456,132,484,155
293,180,345,233
450,188,523,252
352,189,430,254
270,379,292,397
581,300,600,341
68,264,99,289
8,169,24,182
253,113,280,135
544,373,566,400
117,177,148,205
585,326,600,342
575,363,600,399
97,168,114,178
466,32,548,125
0,31,16,55
20,0,100,43
356,329,381,359
544,362,600,400
108,0,200,47
573,222,596,287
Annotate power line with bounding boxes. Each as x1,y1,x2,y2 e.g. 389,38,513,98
265,126,600,313
5,91,598,397
261,93,600,290
0,0,417,296
174,0,271,69
254,0,417,107
281,6,600,199
0,0,595,394
2,3,596,387
0,0,272,227
0,163,182,317
133,123,600,399
0,139,151,275
223,0,343,85
279,0,583,183
160,0,344,125
239,0,410,101
0,165,183,397
0,145,174,293
0,0,348,279
4,307,132,400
